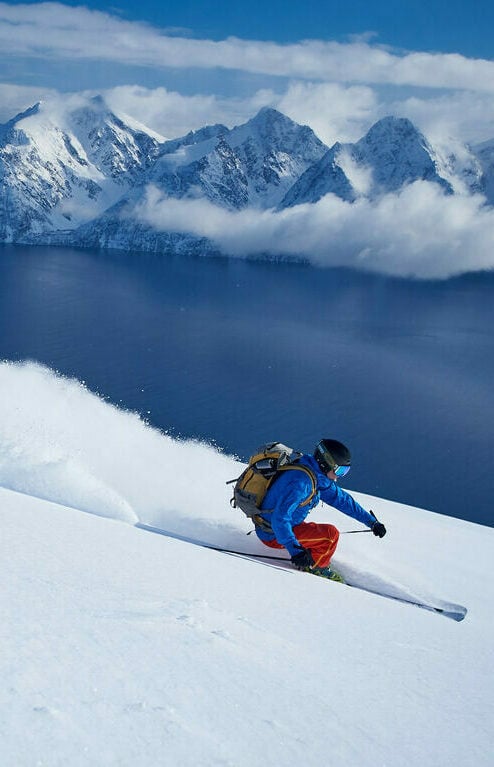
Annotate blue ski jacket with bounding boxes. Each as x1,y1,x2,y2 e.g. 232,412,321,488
256,454,375,556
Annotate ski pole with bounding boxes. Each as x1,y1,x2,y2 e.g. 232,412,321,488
202,528,371,560
204,545,289,561
320,502,376,533
341,529,373,534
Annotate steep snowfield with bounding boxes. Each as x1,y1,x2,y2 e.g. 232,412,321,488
1,361,493,766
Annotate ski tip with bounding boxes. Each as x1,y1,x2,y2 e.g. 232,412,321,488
443,607,468,622
429,603,467,621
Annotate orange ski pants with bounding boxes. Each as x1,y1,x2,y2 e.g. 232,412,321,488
261,522,339,567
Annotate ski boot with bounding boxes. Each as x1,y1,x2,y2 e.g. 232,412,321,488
304,566,345,583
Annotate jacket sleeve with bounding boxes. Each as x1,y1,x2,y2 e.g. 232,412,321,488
267,476,313,556
320,482,375,528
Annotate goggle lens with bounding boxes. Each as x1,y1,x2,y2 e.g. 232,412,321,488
333,464,351,477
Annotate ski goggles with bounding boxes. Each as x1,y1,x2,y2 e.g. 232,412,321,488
333,464,351,478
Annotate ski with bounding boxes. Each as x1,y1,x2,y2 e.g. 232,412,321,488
344,582,467,622
238,555,468,621
135,522,467,622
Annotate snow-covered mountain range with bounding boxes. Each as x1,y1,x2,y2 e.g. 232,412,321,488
1,95,493,253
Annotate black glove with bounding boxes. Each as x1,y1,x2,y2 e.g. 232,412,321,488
372,521,387,538
291,547,315,569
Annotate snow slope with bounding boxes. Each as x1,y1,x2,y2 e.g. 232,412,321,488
1,361,493,766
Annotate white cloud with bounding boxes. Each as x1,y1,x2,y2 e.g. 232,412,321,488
133,183,494,279
2,80,492,155
275,82,377,145
104,86,260,141
386,91,494,146
1,3,494,92
103,82,377,145
335,148,373,196
2,5,494,150
76,84,494,160
0,79,375,149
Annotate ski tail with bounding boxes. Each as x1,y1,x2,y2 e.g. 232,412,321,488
347,584,467,621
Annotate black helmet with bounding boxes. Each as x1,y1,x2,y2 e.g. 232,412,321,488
314,439,351,473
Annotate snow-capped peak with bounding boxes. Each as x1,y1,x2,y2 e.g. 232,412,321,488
281,115,456,207
4,101,42,125
353,116,453,194
240,106,301,137
148,106,327,210
0,95,162,241
358,115,419,144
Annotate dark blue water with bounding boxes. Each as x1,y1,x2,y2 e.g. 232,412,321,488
1,243,493,527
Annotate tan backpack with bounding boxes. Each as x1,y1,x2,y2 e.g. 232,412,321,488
228,442,317,529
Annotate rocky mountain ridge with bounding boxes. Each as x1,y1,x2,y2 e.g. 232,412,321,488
281,116,486,207
0,96,492,254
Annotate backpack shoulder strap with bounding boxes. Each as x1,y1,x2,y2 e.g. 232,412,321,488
276,464,317,507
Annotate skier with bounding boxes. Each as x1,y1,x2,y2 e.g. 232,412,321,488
254,438,386,581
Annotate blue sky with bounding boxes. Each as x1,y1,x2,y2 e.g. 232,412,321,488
0,1,493,144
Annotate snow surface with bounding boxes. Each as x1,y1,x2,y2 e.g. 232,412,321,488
1,361,493,766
